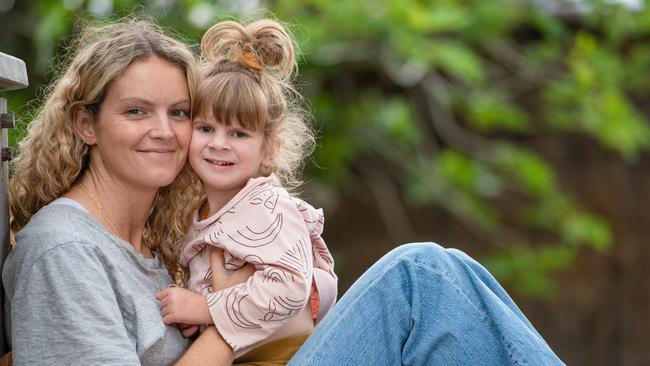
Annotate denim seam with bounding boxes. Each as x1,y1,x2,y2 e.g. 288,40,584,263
410,259,527,366
438,252,530,365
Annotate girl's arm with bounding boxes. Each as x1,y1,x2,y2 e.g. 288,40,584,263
197,186,314,355
156,249,256,327
169,252,257,365
209,247,255,291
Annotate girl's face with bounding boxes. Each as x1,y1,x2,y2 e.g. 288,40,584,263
189,112,268,202
83,56,192,190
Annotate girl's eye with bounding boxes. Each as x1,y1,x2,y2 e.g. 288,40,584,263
171,109,189,118
198,126,213,133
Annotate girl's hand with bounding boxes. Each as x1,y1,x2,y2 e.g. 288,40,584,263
177,323,200,338
156,287,211,325
209,247,256,291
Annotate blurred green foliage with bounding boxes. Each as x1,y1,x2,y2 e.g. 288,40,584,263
1,0,645,297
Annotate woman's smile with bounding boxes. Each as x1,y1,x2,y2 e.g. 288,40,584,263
136,147,179,157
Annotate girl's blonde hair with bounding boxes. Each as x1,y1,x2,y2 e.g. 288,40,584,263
9,19,202,273
195,19,314,188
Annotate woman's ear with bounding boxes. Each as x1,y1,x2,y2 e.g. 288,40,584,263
72,106,97,146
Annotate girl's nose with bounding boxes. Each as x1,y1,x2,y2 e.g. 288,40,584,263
208,131,231,150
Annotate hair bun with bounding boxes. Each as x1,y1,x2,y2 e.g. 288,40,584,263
200,19,296,80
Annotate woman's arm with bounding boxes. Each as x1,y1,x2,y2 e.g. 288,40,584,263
175,327,233,366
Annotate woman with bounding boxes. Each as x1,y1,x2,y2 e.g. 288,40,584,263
2,18,564,365
3,19,235,365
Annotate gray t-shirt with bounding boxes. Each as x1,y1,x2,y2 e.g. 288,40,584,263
2,203,191,365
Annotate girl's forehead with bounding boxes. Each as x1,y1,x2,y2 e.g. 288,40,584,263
193,112,242,127
193,110,262,131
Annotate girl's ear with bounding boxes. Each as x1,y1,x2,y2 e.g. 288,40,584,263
72,106,97,146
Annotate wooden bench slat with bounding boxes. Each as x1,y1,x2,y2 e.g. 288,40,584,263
0,53,28,91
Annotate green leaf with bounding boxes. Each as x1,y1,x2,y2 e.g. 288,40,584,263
464,92,531,133
430,40,484,83
561,212,612,251
493,145,555,197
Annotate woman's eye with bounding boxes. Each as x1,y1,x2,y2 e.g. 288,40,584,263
126,108,145,116
171,109,189,118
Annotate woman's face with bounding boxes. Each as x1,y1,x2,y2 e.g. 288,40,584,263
88,56,192,190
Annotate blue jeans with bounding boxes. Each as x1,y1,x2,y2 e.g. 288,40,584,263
288,243,564,365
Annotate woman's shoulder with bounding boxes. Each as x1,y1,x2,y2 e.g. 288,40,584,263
3,204,116,296
10,203,106,263
17,203,100,242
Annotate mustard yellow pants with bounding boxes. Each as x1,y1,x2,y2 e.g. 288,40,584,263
233,333,310,366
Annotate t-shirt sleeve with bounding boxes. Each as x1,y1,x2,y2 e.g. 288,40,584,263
8,242,140,365
203,186,313,355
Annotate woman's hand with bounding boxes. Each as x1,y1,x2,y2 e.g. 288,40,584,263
156,287,211,325
209,247,255,291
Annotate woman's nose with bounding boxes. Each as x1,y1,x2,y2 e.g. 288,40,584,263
150,113,175,140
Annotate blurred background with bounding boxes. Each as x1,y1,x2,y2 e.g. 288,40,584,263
1,0,649,364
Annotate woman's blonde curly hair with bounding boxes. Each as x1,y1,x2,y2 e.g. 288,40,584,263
194,18,315,188
9,18,202,274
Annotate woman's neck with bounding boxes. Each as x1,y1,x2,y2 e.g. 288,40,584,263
65,171,158,255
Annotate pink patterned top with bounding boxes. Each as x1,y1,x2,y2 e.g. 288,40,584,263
179,175,337,356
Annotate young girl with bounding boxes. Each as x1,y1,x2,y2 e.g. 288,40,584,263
156,19,337,363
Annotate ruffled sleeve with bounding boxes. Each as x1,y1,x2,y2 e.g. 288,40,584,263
293,197,338,322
